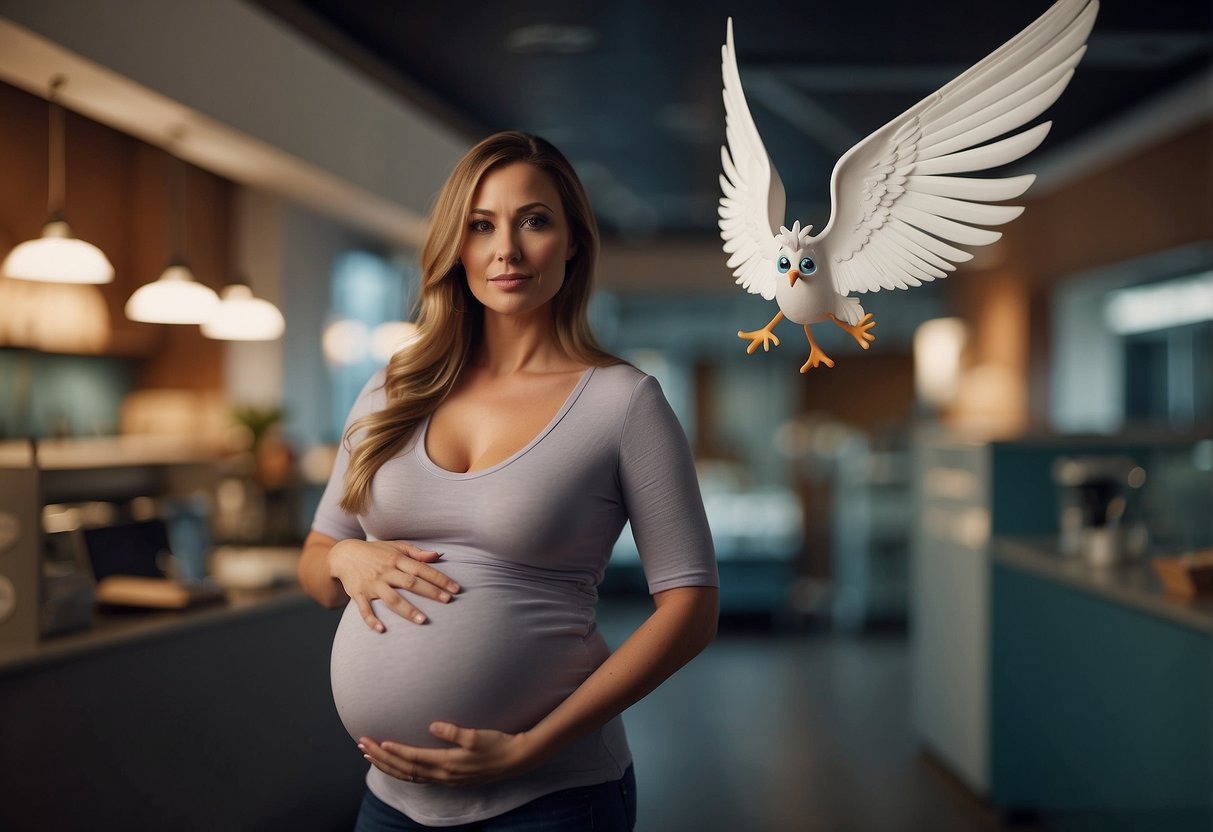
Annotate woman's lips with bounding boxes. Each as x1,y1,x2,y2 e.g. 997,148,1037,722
489,273,531,290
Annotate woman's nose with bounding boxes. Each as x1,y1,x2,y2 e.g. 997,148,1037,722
496,233,521,263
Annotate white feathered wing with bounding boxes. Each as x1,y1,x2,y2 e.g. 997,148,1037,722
718,17,785,301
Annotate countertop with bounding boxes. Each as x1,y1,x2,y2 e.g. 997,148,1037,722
0,584,317,677
0,435,224,469
992,537,1213,635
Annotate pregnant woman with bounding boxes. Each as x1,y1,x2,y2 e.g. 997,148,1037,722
299,131,719,831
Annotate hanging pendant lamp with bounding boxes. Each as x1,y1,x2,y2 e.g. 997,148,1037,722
125,136,219,324
201,278,285,341
2,76,114,284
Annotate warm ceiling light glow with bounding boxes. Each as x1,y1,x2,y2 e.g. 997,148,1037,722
322,319,369,365
0,277,109,352
370,321,419,361
125,263,220,324
1105,270,1213,335
201,283,285,341
30,282,110,352
3,77,114,284
914,317,968,408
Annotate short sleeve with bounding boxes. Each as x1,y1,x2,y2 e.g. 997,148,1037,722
310,369,388,542
618,375,718,593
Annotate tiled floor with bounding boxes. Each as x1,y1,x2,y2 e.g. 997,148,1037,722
595,599,1015,832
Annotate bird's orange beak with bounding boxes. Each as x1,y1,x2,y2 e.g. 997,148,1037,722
788,270,800,287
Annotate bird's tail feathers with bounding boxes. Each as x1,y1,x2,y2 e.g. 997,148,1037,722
835,294,865,326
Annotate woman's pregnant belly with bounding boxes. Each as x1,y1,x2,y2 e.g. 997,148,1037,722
330,557,600,748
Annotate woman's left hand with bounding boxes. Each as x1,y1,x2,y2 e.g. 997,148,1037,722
358,722,543,787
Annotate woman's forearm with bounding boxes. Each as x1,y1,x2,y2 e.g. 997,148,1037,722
298,530,348,607
525,585,719,763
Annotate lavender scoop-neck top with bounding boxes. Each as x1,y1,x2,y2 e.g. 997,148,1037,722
312,363,718,827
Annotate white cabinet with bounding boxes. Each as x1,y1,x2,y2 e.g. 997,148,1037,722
910,435,992,795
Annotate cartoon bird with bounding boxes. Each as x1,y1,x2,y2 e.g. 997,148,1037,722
720,0,1098,372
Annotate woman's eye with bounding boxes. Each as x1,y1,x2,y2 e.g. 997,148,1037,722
522,215,548,229
777,256,791,273
469,220,493,233
800,257,817,274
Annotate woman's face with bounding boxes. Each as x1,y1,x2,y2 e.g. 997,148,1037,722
459,162,576,321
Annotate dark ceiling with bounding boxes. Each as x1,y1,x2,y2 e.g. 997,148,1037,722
253,0,1212,242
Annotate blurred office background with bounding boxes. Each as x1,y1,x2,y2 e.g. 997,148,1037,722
0,1,1210,830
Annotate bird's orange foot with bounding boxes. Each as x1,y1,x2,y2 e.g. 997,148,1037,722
738,327,781,355
799,346,835,373
830,313,876,350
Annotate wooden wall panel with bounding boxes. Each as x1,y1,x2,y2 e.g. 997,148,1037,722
950,120,1213,431
1020,123,1213,284
0,80,230,393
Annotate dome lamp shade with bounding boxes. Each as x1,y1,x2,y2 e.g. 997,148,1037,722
201,282,285,341
125,261,220,324
2,77,114,285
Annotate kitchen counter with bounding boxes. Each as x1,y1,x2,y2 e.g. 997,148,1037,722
910,433,1213,822
990,536,1213,816
0,581,366,832
992,537,1213,635
0,435,224,469
0,584,311,677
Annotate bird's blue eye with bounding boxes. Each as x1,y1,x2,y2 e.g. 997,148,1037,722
800,257,816,274
777,256,791,273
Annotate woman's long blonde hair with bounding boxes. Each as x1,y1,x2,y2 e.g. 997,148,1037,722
338,131,619,514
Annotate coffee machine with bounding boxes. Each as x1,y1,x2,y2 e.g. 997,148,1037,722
1053,455,1148,566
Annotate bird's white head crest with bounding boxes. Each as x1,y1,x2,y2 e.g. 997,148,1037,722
776,221,814,251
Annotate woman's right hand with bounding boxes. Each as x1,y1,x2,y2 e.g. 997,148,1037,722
327,539,461,631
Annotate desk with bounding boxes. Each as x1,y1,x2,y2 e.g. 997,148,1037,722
0,587,367,832
990,539,1213,821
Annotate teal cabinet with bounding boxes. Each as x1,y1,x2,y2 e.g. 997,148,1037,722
911,432,1209,821
991,545,1213,817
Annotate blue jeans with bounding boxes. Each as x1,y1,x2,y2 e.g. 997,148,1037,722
353,766,636,831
